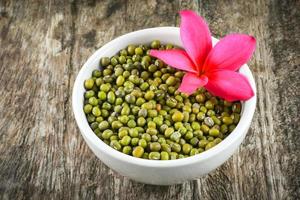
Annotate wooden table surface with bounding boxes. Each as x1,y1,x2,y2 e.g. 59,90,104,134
0,0,299,199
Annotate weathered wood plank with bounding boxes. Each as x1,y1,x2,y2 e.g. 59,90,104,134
196,1,300,200
0,0,299,199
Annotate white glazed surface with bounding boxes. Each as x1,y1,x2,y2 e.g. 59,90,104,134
72,27,256,185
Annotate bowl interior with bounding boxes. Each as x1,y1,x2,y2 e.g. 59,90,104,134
72,27,256,167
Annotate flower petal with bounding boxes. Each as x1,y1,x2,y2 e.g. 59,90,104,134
203,34,256,73
178,73,208,95
180,10,212,70
205,70,254,101
149,49,197,73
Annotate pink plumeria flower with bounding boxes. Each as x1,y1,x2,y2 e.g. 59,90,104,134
150,10,256,101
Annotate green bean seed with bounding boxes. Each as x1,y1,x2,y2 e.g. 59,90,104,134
85,90,95,99
84,79,94,89
131,138,139,146
209,128,220,137
150,142,161,152
102,130,113,140
132,146,144,158
149,152,161,160
190,148,199,156
145,90,155,100
171,143,181,153
205,142,215,150
169,152,178,160
84,104,93,114
161,151,169,160
120,136,131,146
222,116,233,125
88,97,98,106
172,111,184,122
151,40,161,49
122,146,132,154
110,140,121,151
170,131,181,143
182,143,192,155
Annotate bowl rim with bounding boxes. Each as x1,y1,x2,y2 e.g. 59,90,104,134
72,27,256,168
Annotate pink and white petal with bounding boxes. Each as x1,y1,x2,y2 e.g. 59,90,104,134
180,10,212,70
150,49,197,73
203,34,256,73
178,73,208,95
205,70,254,101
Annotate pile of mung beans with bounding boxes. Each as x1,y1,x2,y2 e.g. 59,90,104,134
83,40,242,160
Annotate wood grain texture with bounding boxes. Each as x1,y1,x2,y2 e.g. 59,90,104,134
0,0,299,199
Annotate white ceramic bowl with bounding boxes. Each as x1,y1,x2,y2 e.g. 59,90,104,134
72,27,256,185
